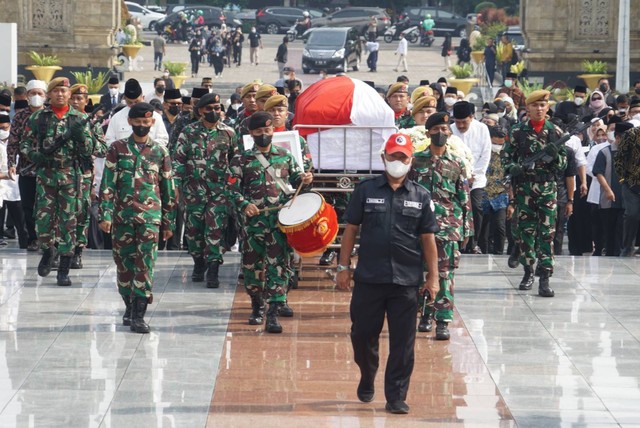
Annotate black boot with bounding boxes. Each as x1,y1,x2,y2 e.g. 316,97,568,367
206,261,220,288
538,269,555,297
265,302,283,333
418,311,433,332
435,320,450,340
70,246,83,269
51,252,59,271
508,246,520,269
289,270,299,289
278,300,294,317
56,256,72,286
121,295,132,326
248,294,265,325
130,296,150,334
519,265,534,290
37,247,56,277
191,256,207,282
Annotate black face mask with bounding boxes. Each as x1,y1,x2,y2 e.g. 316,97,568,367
430,131,448,147
635,88,640,95
253,134,272,148
168,105,180,116
203,111,219,124
156,87,165,94
132,125,151,138
599,84,608,93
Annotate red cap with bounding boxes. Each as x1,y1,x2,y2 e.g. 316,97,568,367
384,133,413,157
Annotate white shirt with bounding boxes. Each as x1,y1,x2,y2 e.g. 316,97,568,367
566,135,587,168
586,142,610,204
395,38,408,56
0,138,20,202
145,92,164,103
366,41,379,53
451,119,491,189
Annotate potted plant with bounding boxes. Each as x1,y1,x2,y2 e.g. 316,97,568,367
163,61,189,88
470,35,487,64
70,70,111,106
25,51,62,83
121,27,143,60
448,64,479,94
577,60,612,90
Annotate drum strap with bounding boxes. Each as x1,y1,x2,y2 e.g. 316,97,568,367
255,153,294,195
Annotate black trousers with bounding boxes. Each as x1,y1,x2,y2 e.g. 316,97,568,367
599,207,623,256
18,175,37,244
466,188,484,251
567,175,593,255
554,202,567,255
350,282,418,403
2,201,28,248
479,207,506,255
590,203,604,255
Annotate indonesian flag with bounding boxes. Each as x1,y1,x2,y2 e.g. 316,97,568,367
293,76,395,171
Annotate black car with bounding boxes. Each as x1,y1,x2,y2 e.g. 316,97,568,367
155,6,225,34
403,7,467,37
255,7,324,35
302,27,362,74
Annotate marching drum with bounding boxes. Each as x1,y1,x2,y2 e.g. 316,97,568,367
278,192,339,257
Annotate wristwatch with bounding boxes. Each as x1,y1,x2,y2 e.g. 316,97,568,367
567,199,574,204
336,264,350,273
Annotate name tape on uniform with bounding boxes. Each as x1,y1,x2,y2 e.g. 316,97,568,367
366,198,385,204
403,200,423,209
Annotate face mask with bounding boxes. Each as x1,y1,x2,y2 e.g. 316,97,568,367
599,84,608,93
444,97,456,107
574,97,584,106
253,134,272,148
498,110,506,117
203,111,219,124
618,108,627,115
0,129,9,140
131,125,151,138
635,88,640,95
590,99,604,110
491,143,502,153
156,87,165,94
504,80,513,88
29,95,44,108
430,131,448,147
384,159,411,178
109,88,119,97
231,103,241,110
168,105,180,116
633,113,640,122
163,72,170,79
607,131,615,142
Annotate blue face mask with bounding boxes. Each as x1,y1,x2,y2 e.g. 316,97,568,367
504,80,513,88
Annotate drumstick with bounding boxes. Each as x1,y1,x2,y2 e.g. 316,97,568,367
289,180,305,206
258,204,283,214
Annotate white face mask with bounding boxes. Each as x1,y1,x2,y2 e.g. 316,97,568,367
498,110,506,118
231,103,242,110
574,97,584,106
607,131,615,142
491,143,502,153
109,87,119,97
633,113,640,122
0,129,9,140
29,95,44,108
504,80,513,88
384,158,411,178
444,97,456,107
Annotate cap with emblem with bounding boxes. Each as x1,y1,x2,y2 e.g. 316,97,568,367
615,121,634,136
247,111,274,130
47,77,70,92
256,84,277,101
264,94,288,111
445,86,458,95
128,102,155,119
425,112,450,130
386,82,409,98
164,88,182,101
196,93,221,109
241,82,261,99
384,133,413,157
410,86,434,104
191,87,209,99
26,80,47,92
108,76,119,85
283,66,294,73
489,126,507,138
453,101,474,119
124,78,142,99
70,84,88,95
412,96,437,116
525,90,550,105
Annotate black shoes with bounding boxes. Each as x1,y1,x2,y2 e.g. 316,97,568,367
385,401,410,414
278,301,294,317
538,269,555,297
357,378,375,403
435,320,450,340
191,256,207,282
38,247,56,277
265,302,283,333
319,249,336,266
27,241,40,252
248,294,265,325
519,265,534,290
121,295,132,326
130,296,150,334
206,261,220,288
508,246,520,268
418,311,433,332
70,246,83,269
56,256,72,286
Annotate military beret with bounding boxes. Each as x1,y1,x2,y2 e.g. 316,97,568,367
525,90,551,105
574,85,588,93
264,94,288,111
506,72,518,79
164,88,182,101
196,93,221,109
386,82,409,98
453,101,474,119
256,84,278,101
182,96,191,104
445,86,458,95
0,94,11,107
241,82,261,99
482,102,498,113
128,102,155,119
70,84,88,95
108,76,119,85
410,85,434,104
412,96,437,116
124,78,142,99
425,112,450,130
615,121,634,136
191,87,209,99
47,77,70,93
0,113,10,123
247,111,273,131
26,80,47,92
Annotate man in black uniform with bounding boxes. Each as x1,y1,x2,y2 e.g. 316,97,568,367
336,133,439,415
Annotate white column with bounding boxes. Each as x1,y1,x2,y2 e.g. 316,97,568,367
0,23,17,86
616,0,630,92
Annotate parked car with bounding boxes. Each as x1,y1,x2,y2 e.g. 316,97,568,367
311,7,390,36
155,6,225,34
302,27,362,74
502,26,526,52
403,7,467,37
255,7,323,34
125,1,165,31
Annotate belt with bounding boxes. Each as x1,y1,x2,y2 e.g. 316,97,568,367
524,173,554,183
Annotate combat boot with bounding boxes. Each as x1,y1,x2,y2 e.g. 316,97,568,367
435,320,450,340
56,256,72,286
37,247,56,277
121,294,132,326
191,256,207,282
519,265,534,290
130,295,150,334
265,302,283,333
508,246,520,269
70,246,83,269
206,261,220,288
51,252,59,271
418,311,433,332
538,269,555,297
279,300,294,317
248,294,265,325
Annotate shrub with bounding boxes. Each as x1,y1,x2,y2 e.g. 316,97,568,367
163,61,188,76
70,70,110,94
449,64,474,79
28,51,61,66
581,60,608,74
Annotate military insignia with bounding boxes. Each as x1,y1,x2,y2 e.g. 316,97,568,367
62,78,70,86
252,84,260,92
265,119,272,127
443,114,449,122
429,200,435,212
366,198,384,204
144,112,152,118
395,135,407,145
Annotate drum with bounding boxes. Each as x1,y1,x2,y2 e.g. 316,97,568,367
278,192,339,257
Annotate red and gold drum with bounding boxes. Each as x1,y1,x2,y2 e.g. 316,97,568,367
278,192,338,257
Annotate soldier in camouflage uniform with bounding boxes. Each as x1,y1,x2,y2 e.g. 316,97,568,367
409,112,473,340
234,81,261,137
387,82,412,128
68,84,108,268
227,111,313,334
20,77,93,286
168,87,209,157
173,93,238,288
501,90,567,297
99,103,176,334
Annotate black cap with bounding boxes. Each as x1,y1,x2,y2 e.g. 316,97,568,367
128,102,155,119
608,115,622,125
453,101,474,119
182,96,191,104
630,98,640,108
0,113,10,124
574,85,588,93
108,76,120,85
494,100,505,111
445,86,458,95
437,77,447,84
489,125,507,138
425,112,450,130
247,111,273,131
419,79,430,86
164,88,182,101
363,80,375,88
0,94,11,107
230,93,241,102
506,72,518,79
482,102,498,113
191,87,209,99
615,122,634,136
196,93,221,109
124,79,142,99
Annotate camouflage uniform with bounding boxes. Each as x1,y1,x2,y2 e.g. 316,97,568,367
394,110,412,129
502,120,567,273
410,148,473,322
234,111,252,137
173,120,238,264
168,111,199,157
99,136,175,299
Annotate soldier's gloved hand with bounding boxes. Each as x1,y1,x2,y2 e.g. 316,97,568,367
508,164,523,178
69,121,86,142
544,144,558,158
